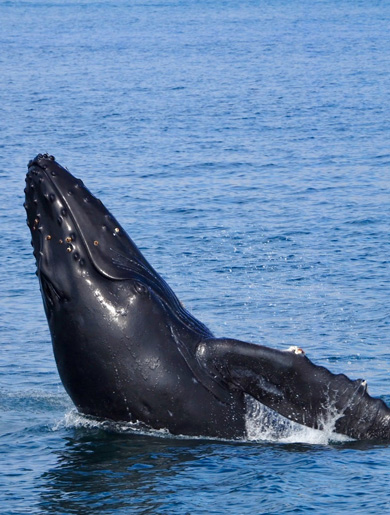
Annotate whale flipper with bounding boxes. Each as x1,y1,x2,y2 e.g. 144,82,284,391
197,338,390,440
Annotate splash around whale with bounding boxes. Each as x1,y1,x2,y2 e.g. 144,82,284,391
24,154,390,441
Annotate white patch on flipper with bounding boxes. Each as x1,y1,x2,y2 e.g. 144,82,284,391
286,345,305,355
196,343,207,358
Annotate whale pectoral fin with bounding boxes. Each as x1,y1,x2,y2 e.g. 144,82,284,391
197,338,390,440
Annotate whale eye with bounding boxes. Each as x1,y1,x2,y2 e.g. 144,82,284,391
134,281,148,295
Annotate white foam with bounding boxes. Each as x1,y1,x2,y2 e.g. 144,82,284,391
52,409,171,438
53,403,352,445
245,397,352,445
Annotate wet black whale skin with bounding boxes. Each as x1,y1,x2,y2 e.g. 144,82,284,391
24,154,390,440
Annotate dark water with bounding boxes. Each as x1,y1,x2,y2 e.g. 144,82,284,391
1,0,390,513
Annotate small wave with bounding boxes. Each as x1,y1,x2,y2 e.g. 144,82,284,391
345,218,378,226
0,388,71,413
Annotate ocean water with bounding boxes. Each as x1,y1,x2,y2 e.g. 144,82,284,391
1,0,390,513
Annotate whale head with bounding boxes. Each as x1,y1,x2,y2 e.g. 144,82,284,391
25,154,154,314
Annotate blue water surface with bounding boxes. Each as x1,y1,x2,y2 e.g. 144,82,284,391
1,0,390,513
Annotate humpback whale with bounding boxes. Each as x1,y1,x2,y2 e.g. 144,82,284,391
24,154,390,440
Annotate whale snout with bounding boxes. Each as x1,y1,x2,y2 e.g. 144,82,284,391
24,153,143,283
24,154,89,282
28,153,56,168
25,153,62,213
25,154,64,247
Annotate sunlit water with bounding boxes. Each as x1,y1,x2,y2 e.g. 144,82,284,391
1,0,390,513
